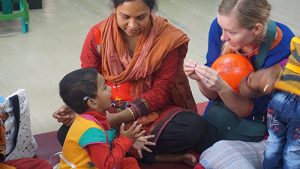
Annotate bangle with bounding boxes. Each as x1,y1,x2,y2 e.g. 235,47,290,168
132,99,148,116
126,107,136,121
263,84,269,93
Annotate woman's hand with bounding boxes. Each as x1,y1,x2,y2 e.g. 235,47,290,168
183,59,201,81
195,64,229,93
132,135,156,158
52,105,76,126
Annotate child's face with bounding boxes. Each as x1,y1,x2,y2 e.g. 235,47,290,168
93,74,111,113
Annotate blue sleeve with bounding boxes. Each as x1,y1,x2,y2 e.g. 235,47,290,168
205,18,223,67
79,128,107,147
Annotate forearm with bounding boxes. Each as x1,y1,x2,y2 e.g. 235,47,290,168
239,64,282,98
218,86,252,118
239,76,262,98
197,80,218,99
108,108,136,129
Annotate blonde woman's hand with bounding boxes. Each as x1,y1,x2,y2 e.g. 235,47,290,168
183,59,201,81
195,64,229,92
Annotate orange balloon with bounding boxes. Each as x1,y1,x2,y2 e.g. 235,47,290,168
212,53,254,92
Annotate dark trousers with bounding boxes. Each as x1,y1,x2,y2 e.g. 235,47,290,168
153,111,218,155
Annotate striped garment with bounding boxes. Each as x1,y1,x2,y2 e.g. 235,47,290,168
275,36,300,96
199,140,267,169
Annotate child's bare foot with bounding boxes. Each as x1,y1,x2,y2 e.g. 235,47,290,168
182,153,197,166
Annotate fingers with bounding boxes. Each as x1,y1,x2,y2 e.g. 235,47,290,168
64,113,76,126
123,121,144,140
184,59,197,67
138,149,143,158
195,65,217,77
143,135,155,140
137,135,155,143
135,129,145,138
183,59,198,76
120,123,125,134
134,123,143,133
195,65,211,83
53,105,73,119
142,145,152,153
127,121,138,132
127,122,145,139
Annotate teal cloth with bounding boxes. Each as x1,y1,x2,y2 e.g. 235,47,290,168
106,128,116,144
204,100,266,142
79,128,107,147
253,20,277,70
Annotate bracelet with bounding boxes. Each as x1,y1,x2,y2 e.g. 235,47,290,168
133,99,148,116
126,107,136,121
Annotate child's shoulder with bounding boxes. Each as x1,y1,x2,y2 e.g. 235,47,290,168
77,114,103,127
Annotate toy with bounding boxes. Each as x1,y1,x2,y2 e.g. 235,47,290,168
212,53,254,92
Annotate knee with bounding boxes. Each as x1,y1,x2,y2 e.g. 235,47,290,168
177,111,209,142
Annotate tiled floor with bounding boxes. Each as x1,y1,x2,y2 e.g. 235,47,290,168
0,0,299,134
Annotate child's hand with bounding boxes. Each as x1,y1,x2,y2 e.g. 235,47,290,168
120,121,144,142
239,64,281,98
133,135,156,158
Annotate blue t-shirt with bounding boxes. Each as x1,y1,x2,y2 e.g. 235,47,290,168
204,18,295,118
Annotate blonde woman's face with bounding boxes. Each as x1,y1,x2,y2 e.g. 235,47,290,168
115,0,151,37
217,13,256,53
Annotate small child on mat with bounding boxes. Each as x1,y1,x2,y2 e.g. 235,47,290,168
58,68,154,169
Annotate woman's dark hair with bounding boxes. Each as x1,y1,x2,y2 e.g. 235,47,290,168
112,0,157,11
59,68,98,114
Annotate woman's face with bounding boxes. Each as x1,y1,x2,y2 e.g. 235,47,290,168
115,0,151,37
217,13,256,52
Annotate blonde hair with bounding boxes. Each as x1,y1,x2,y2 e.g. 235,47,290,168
221,42,231,55
218,0,271,55
218,0,271,30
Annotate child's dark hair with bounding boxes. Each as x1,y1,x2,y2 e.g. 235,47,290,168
59,68,98,114
112,0,157,11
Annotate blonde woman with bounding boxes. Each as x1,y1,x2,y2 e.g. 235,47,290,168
184,0,295,168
